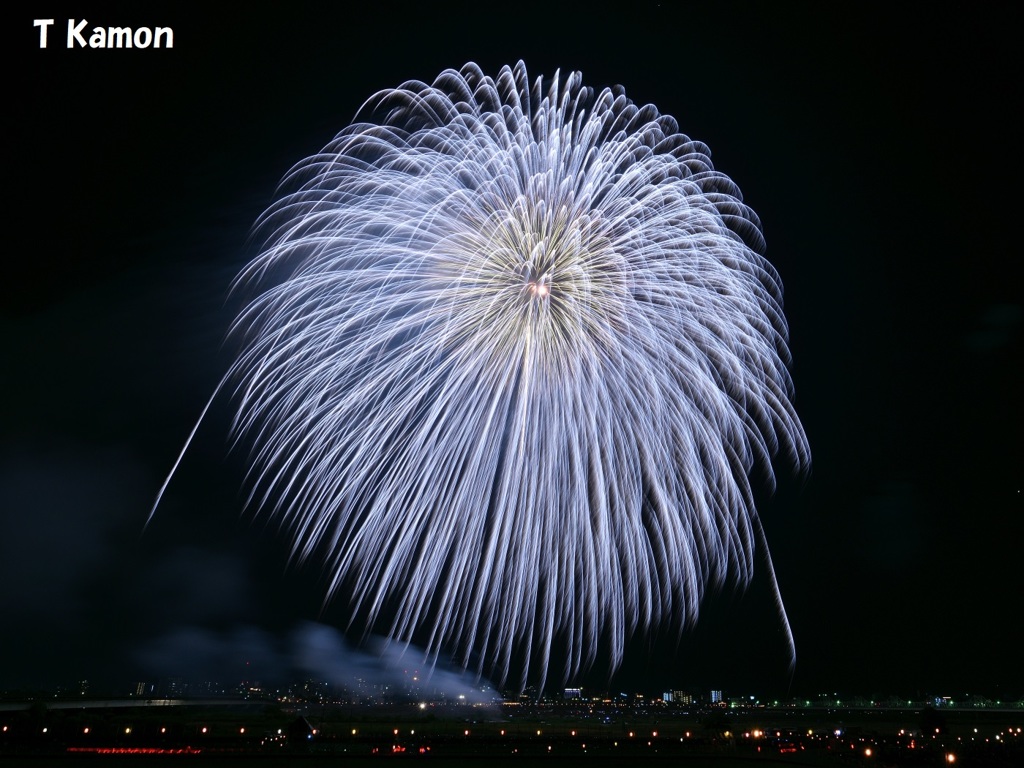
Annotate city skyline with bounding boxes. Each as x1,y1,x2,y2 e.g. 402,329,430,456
7,666,1023,710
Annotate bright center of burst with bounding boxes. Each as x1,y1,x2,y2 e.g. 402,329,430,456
527,281,549,299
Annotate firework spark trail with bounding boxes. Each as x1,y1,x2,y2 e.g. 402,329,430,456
155,62,809,689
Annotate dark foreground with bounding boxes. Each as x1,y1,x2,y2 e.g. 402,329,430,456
2,701,1021,767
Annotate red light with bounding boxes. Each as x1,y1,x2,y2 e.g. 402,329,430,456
67,747,202,755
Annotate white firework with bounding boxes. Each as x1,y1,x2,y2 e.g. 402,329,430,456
156,61,809,688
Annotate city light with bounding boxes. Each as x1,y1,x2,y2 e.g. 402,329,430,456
1,682,1020,765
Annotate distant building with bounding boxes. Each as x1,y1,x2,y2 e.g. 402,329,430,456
194,681,225,697
164,677,188,697
710,689,723,704
564,687,583,700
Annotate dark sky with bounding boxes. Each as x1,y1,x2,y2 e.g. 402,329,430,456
4,2,1021,699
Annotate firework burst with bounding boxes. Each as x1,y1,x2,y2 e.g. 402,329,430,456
157,61,809,688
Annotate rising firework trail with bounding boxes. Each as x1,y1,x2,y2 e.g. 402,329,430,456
152,62,809,690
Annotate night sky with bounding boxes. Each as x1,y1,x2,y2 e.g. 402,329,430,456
4,3,1021,699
